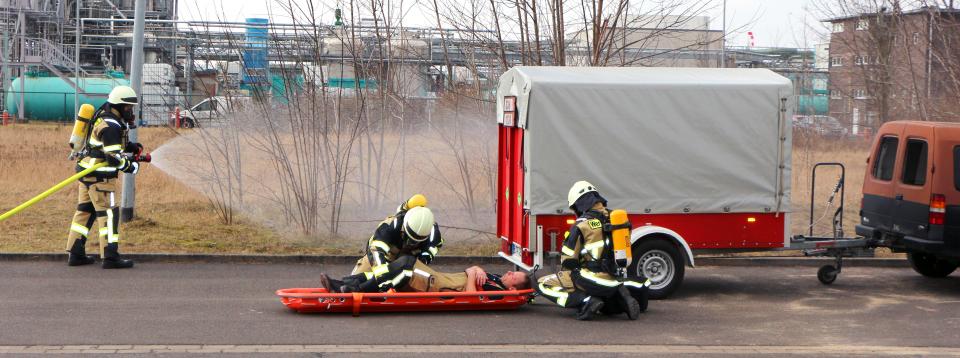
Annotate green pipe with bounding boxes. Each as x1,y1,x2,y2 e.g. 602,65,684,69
0,162,108,222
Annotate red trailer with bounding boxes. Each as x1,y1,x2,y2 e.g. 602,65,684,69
496,67,796,298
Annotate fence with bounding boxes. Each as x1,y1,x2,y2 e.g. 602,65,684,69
1,90,205,126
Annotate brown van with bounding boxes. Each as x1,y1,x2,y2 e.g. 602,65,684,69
857,121,960,277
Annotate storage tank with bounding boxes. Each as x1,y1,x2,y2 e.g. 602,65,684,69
4,76,130,121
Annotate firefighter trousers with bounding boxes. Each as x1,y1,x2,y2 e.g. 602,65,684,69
346,255,420,292
536,269,649,311
65,178,120,258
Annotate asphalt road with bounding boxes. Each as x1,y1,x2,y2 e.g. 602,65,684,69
1,260,960,354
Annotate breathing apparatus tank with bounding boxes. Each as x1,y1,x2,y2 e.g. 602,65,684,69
402,194,428,211
610,209,632,271
68,104,96,159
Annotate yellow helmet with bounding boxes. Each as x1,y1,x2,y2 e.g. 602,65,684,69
567,180,598,208
403,206,435,243
107,86,138,105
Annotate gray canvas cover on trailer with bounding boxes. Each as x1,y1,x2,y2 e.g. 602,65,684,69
497,66,793,215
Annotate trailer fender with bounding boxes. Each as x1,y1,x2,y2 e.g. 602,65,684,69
631,226,695,268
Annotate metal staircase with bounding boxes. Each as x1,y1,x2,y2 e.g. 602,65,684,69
22,37,118,94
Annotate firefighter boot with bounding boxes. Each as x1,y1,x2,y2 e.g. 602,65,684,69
576,296,605,321
101,243,134,269
67,238,96,266
318,274,344,292
617,285,641,320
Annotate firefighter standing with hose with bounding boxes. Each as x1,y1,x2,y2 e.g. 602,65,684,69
64,86,148,269
536,181,651,320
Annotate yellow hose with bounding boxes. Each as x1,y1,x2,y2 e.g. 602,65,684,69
0,162,108,222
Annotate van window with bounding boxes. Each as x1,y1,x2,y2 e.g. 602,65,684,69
901,139,928,186
872,136,898,181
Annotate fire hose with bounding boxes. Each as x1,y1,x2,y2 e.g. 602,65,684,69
0,149,151,223
0,162,109,222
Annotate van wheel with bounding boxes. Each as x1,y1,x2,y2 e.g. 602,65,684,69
628,239,685,300
908,252,958,278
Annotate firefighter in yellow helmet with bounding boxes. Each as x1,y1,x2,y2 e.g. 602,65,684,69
347,195,444,291
536,181,651,320
64,85,147,269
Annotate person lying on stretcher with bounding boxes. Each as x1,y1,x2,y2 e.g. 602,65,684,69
318,255,531,293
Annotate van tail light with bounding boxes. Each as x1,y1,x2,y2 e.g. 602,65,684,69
929,194,946,225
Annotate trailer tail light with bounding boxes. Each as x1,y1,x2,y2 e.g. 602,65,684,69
747,217,756,223
502,96,517,127
929,194,946,225
503,96,517,112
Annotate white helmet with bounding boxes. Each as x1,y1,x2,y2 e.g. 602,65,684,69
567,180,598,208
107,86,138,105
403,206,435,242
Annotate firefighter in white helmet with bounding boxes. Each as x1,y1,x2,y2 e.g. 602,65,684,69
64,85,147,269
536,181,651,320
347,195,444,291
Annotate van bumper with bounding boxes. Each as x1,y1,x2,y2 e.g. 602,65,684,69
858,224,960,258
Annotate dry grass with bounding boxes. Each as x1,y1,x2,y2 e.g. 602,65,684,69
0,122,327,254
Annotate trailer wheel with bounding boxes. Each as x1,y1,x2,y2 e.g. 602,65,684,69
908,252,958,278
629,240,684,300
817,265,838,285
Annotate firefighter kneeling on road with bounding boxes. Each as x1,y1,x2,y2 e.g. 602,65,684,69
349,194,444,291
536,181,651,320
64,85,146,269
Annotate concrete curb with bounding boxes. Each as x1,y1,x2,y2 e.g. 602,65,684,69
0,253,910,267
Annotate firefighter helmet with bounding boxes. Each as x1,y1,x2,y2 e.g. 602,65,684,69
403,206,435,243
107,86,138,105
567,180,598,208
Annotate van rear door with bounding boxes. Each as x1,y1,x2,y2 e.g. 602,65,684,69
862,123,905,233
936,127,960,248
892,126,934,240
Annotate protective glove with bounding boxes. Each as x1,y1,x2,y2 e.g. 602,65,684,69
125,142,144,155
418,252,433,265
118,157,139,174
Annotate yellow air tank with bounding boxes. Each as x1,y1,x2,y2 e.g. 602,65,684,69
68,104,96,156
404,194,428,210
610,209,632,269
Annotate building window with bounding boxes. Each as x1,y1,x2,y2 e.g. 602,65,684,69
831,56,843,67
833,22,845,33
856,19,869,31
854,88,868,99
855,56,864,65
830,90,842,99
913,32,920,45
901,139,928,186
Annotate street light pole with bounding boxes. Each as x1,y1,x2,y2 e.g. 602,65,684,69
121,0,146,222
721,0,726,68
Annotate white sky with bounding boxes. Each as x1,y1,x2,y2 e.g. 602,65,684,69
178,0,830,49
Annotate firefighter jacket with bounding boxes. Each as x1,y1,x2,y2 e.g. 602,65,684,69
560,202,617,276
75,109,139,179
365,211,443,280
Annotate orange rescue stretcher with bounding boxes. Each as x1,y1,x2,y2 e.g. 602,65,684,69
276,288,536,316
